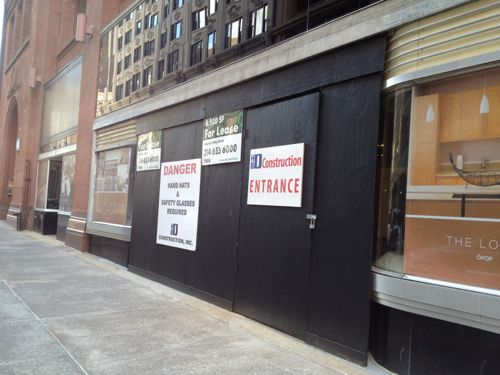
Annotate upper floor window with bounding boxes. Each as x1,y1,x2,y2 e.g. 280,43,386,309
167,50,179,73
192,8,207,30
145,13,158,29
190,41,203,66
208,0,218,15
125,79,132,96
124,54,132,69
6,0,32,63
144,40,155,57
124,30,132,44
117,60,123,75
132,73,141,91
115,84,124,101
173,0,184,10
117,36,123,50
207,31,216,57
136,20,142,35
143,66,153,87
160,32,168,49
133,46,142,62
225,18,242,48
157,59,165,80
171,21,182,40
250,4,268,37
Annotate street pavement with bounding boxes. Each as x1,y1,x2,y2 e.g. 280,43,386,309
0,221,386,375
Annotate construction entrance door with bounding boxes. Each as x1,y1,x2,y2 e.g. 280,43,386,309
234,93,319,338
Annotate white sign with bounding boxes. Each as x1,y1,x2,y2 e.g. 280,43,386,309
202,111,243,166
137,131,162,171
247,143,304,207
157,159,201,251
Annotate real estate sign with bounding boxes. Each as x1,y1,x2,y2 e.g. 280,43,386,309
137,131,162,171
202,110,243,166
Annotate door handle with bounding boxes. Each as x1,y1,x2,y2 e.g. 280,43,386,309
306,214,317,229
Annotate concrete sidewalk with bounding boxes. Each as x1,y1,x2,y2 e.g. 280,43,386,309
0,221,385,375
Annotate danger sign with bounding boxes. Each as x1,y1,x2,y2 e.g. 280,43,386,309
247,143,304,207
157,159,201,251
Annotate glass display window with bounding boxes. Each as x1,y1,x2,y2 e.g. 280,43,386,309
91,147,133,226
35,160,49,210
59,154,76,213
376,67,500,291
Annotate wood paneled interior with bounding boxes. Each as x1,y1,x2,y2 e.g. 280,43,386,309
436,176,464,185
409,94,438,186
412,80,500,187
407,198,500,218
440,85,500,142
406,199,461,217
465,200,500,218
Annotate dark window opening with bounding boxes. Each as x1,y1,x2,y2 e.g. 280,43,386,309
190,41,203,66
167,50,179,73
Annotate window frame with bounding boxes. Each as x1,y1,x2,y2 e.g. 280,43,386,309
207,31,216,57
167,49,179,73
170,21,182,40
249,4,268,38
225,18,242,48
190,40,203,66
192,8,207,31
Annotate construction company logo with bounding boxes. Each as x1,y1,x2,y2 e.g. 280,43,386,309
250,153,262,169
250,153,303,170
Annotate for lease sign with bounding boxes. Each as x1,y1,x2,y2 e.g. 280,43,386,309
157,159,201,251
137,131,161,171
202,111,243,166
247,143,304,207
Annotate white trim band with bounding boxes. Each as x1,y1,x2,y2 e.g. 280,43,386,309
406,214,500,223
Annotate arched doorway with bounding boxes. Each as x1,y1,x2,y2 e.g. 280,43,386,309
1,98,19,219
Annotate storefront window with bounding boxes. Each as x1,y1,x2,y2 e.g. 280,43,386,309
41,59,82,145
92,147,133,226
59,154,76,213
35,160,49,210
376,68,500,291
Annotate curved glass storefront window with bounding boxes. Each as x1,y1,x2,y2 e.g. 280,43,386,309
376,68,500,291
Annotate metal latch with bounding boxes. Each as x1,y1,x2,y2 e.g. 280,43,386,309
306,214,317,229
